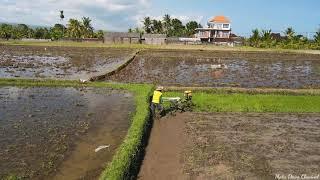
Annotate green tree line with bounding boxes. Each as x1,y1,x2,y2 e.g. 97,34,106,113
129,14,203,37
0,17,104,40
246,27,320,50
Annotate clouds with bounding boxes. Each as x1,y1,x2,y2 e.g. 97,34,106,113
0,0,204,31
0,0,151,31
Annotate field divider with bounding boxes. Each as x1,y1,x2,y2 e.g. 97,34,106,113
89,50,141,81
165,86,320,95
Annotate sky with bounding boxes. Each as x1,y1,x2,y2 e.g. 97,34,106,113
0,0,320,36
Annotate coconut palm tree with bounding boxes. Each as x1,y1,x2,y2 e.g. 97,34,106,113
284,27,295,40
249,29,260,47
82,17,93,38
143,17,152,33
67,19,82,38
314,29,320,44
163,14,171,35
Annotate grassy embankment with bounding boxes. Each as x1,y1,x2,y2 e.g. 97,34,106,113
0,78,153,180
1,40,320,54
164,91,320,113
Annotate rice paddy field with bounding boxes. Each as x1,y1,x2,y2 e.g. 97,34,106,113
0,43,319,180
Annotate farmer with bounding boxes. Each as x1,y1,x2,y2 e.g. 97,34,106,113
151,86,164,117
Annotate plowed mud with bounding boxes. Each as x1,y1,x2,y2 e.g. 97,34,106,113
106,50,320,88
138,112,320,179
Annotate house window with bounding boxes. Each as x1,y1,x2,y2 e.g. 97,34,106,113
223,24,229,28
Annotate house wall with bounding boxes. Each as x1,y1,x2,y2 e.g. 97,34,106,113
144,38,166,45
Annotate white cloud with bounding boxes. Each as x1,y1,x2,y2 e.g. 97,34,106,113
0,0,151,31
0,0,203,31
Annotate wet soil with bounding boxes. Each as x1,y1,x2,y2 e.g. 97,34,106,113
139,112,320,180
0,45,135,80
138,114,188,180
0,86,135,179
106,49,320,88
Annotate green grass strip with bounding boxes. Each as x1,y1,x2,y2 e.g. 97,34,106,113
164,91,320,113
0,78,153,180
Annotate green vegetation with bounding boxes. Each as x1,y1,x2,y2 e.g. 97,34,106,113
0,16,104,40
246,27,320,50
164,91,320,113
131,14,202,37
0,78,153,180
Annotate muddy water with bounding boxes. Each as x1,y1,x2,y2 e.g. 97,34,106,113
0,86,134,179
0,45,135,80
106,50,320,88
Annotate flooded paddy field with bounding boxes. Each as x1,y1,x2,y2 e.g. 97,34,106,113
106,49,320,88
139,112,320,180
0,45,135,80
0,86,135,179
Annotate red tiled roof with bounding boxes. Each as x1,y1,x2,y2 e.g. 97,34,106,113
209,16,230,23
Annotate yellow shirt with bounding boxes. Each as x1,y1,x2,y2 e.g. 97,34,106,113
152,90,162,104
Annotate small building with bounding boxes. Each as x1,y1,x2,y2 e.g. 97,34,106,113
104,32,140,44
195,15,232,44
142,34,167,45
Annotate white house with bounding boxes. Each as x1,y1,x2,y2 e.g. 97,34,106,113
195,15,232,43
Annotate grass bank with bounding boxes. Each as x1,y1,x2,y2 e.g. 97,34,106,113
164,91,320,113
1,40,320,54
0,78,153,180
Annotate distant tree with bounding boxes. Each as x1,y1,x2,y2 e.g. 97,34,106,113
128,28,133,33
170,18,185,37
95,30,104,39
82,17,94,38
143,17,152,33
50,24,65,40
163,14,171,34
249,28,260,47
67,19,82,38
0,24,13,40
261,29,272,41
34,27,50,39
284,27,295,40
186,21,199,37
314,29,320,44
152,20,163,34
15,24,30,39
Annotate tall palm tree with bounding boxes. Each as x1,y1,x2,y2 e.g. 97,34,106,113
284,27,295,40
163,14,171,35
60,10,64,21
67,19,82,38
82,17,93,38
314,29,320,43
249,29,260,47
143,17,152,33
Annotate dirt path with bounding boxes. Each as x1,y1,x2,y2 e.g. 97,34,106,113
138,113,189,180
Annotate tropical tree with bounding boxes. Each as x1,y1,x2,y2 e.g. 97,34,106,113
50,24,65,40
284,27,295,40
249,28,260,47
314,29,320,44
170,18,185,37
95,30,104,39
152,20,163,34
186,21,199,37
143,17,152,33
82,17,94,38
34,27,50,39
15,24,30,39
0,24,13,40
163,14,171,34
67,19,83,38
